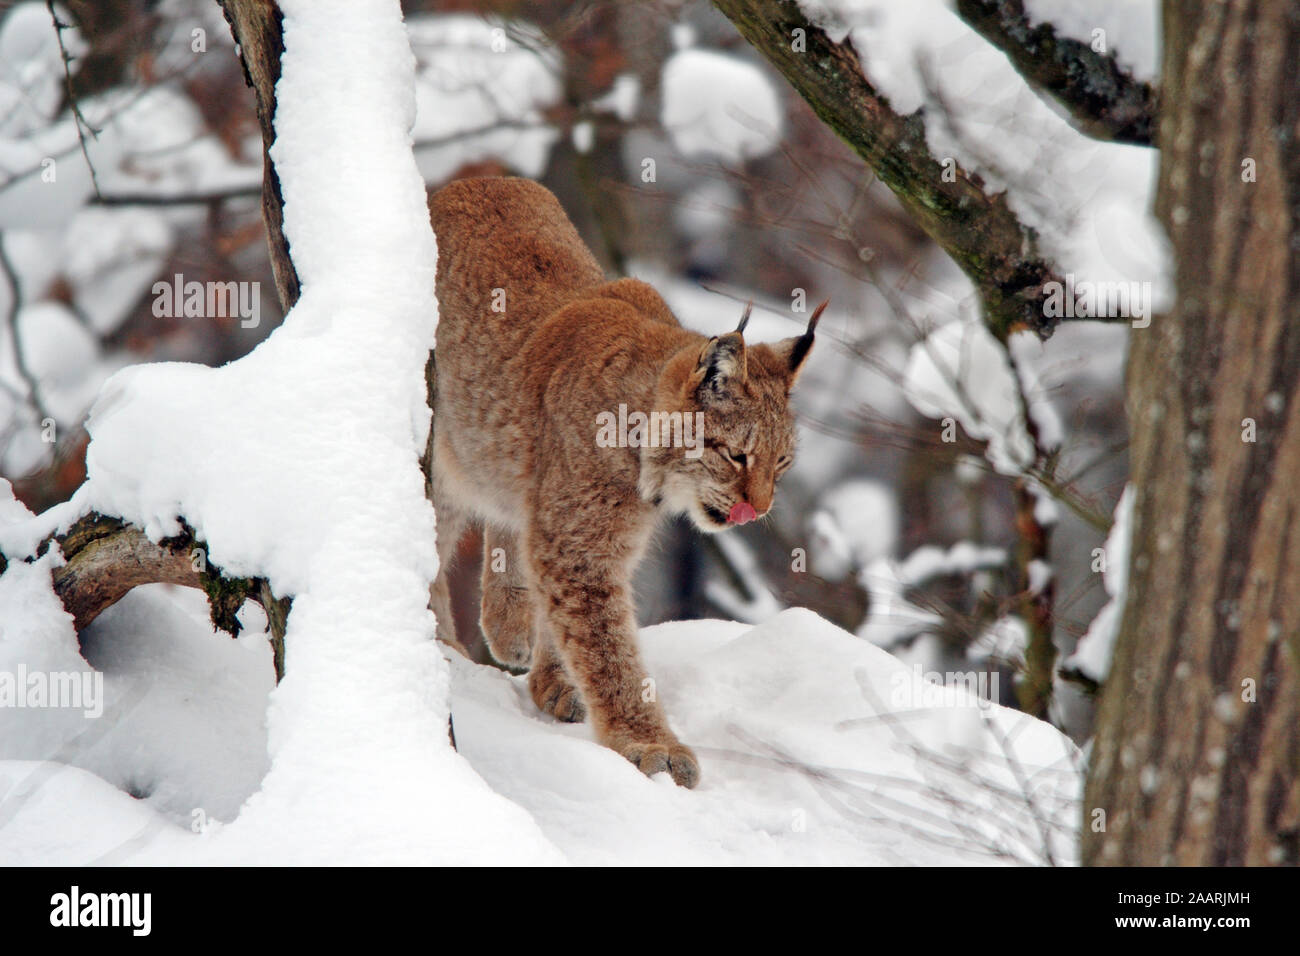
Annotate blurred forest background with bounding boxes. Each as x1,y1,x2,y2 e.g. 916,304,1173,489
0,0,1132,741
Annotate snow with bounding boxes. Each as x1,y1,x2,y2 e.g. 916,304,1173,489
660,48,783,164
0,83,260,230
406,14,561,183
12,302,99,415
968,615,1029,669
0,3,85,139
1022,0,1159,79
807,479,898,579
857,541,1005,650
1,594,1081,865
571,120,594,154
592,73,640,123
1063,484,1133,683
858,557,945,649
62,207,174,336
903,317,1037,475
903,541,1006,583
703,533,784,624
0,581,272,826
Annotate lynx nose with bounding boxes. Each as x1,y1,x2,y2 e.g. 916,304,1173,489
728,501,758,525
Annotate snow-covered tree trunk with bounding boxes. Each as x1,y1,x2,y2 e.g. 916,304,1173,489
1085,2,1300,865
0,0,559,863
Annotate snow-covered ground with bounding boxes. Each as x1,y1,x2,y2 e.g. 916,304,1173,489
1,584,1080,866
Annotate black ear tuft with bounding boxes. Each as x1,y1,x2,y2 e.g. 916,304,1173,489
787,298,827,374
735,301,753,335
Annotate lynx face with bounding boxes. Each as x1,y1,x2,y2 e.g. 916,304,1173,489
653,357,799,533
641,305,823,534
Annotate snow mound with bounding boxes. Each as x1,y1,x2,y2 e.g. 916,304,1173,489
1,597,1081,865
456,608,1081,865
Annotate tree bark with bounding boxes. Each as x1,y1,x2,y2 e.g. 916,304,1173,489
217,0,300,310
1085,1,1300,865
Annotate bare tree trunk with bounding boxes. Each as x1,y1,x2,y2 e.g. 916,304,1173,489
218,0,300,311
1085,0,1300,866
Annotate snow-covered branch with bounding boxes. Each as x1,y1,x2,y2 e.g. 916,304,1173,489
954,0,1157,146
711,0,1072,340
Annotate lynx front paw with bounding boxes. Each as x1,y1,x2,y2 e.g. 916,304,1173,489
480,587,533,670
529,663,587,723
618,739,700,789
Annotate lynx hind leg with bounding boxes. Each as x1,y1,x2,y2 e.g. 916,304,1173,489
429,501,470,658
479,526,535,670
528,630,586,723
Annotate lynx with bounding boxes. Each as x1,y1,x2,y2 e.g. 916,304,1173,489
427,177,821,788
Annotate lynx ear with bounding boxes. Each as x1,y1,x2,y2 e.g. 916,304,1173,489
777,298,827,383
692,331,747,399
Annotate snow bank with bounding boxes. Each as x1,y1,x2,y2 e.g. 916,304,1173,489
2,597,1081,865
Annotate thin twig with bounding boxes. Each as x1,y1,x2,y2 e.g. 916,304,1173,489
45,1,101,200
0,232,53,426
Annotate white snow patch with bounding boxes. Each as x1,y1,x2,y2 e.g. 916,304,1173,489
1023,0,1159,79
1063,484,1133,683
660,48,783,164
407,14,562,183
904,318,1036,475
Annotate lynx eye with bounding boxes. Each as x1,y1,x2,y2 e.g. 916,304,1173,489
719,447,745,470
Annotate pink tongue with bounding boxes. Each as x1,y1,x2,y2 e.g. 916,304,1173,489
728,501,758,525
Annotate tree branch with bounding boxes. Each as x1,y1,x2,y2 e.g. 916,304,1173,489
954,0,1157,147
35,512,284,678
710,0,1069,340
0,232,53,428
45,1,102,199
